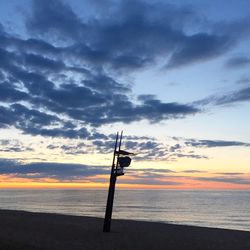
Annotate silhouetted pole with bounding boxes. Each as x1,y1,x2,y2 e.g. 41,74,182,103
103,132,121,232
103,131,133,232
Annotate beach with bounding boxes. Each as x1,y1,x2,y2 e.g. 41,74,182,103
0,209,250,250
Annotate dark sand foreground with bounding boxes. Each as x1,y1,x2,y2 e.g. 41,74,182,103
0,210,250,250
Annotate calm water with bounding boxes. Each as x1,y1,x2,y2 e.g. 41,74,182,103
0,189,249,231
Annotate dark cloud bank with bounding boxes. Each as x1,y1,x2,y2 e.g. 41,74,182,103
0,158,181,185
1,0,250,140
0,0,205,139
0,158,249,186
0,158,109,181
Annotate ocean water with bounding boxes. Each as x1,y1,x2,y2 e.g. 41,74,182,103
0,189,249,231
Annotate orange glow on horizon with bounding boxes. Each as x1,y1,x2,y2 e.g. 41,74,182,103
1,172,250,190
0,181,249,190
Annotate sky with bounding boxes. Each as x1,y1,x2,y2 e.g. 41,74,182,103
0,0,250,189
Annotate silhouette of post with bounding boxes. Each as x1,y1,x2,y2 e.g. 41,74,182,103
103,131,133,232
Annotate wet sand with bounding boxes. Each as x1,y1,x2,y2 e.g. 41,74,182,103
0,209,250,250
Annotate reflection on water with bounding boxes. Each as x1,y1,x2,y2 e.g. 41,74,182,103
0,189,249,231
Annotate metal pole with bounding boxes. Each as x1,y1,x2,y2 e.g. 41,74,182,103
103,132,120,232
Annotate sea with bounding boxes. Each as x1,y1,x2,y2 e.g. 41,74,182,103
0,189,249,231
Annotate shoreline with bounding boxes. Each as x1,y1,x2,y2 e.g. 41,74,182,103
1,207,249,232
1,209,250,249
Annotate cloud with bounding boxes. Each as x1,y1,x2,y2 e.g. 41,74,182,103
0,22,4,33
214,172,244,176
184,139,250,148
0,81,29,102
25,0,241,70
0,158,109,181
181,170,207,173
195,176,250,185
130,168,175,174
92,135,168,159
1,157,249,186
60,143,88,155
0,140,33,153
118,178,181,186
38,132,250,162
194,84,250,107
175,153,208,159
23,53,66,72
0,103,89,139
236,77,250,85
1,0,249,140
0,32,199,137
0,106,17,128
226,56,250,69
26,0,84,40
119,166,181,186
90,134,212,161
21,126,90,139
169,144,182,152
216,86,250,105
0,158,182,185
167,33,233,69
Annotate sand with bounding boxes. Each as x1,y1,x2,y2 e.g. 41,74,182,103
0,209,250,250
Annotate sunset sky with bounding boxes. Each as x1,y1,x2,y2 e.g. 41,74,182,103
0,0,250,189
